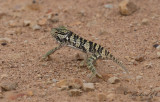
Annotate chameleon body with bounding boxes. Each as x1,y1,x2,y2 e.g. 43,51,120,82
42,27,128,78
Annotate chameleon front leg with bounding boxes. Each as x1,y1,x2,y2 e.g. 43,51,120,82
86,53,102,79
42,44,63,60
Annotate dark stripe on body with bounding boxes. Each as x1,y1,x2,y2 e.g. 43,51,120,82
93,43,97,53
73,34,79,46
105,50,109,56
97,45,104,54
79,37,87,52
67,31,73,43
89,41,93,52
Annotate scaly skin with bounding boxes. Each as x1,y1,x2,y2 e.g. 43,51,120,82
42,26,128,78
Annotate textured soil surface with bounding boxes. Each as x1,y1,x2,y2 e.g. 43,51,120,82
0,0,160,102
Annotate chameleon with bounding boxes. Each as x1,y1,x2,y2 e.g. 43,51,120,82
42,26,128,78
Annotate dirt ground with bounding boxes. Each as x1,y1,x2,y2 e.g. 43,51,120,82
0,0,160,102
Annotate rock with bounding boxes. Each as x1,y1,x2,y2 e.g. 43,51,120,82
98,93,107,102
8,20,18,27
59,86,69,91
26,90,34,96
135,55,145,62
38,18,48,26
141,18,149,25
119,0,137,16
108,77,120,84
0,82,18,91
107,93,115,101
32,24,41,30
136,75,143,80
0,93,3,99
153,44,160,49
144,62,153,69
101,74,112,82
1,74,8,79
75,53,86,61
115,86,128,94
52,79,58,83
157,52,160,58
82,83,95,92
68,89,82,96
23,20,31,26
55,79,69,88
104,4,113,9
0,38,12,46
68,78,83,89
152,87,160,92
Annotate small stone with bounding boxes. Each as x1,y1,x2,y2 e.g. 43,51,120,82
156,46,160,50
157,52,160,58
68,78,83,89
98,93,107,102
104,4,113,9
82,83,95,92
115,86,128,94
107,93,115,101
136,75,143,80
59,86,68,91
0,93,3,99
55,79,69,88
153,44,159,49
135,55,145,62
8,20,18,27
68,89,82,96
26,91,34,96
38,18,48,26
119,0,137,16
144,62,153,69
1,74,8,79
75,53,86,61
0,38,12,45
101,74,112,82
108,77,120,84
32,24,41,30
23,20,31,26
0,82,18,91
52,79,58,83
152,87,160,92
142,18,149,25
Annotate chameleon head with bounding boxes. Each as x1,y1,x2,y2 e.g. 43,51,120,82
51,26,70,43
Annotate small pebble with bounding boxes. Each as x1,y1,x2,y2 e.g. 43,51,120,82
82,83,95,92
0,82,18,92
38,18,48,26
32,24,41,30
136,75,143,80
52,79,58,83
108,76,120,84
8,20,18,27
55,79,69,88
107,93,115,101
119,0,137,16
23,20,31,26
135,55,145,62
68,89,82,96
141,18,149,25
153,44,160,50
157,52,160,58
104,4,113,9
0,38,12,46
98,93,107,102
1,74,8,79
152,87,160,92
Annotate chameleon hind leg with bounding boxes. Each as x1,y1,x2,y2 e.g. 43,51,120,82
86,53,102,79
41,44,63,61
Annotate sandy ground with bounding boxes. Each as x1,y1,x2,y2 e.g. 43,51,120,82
0,0,160,102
